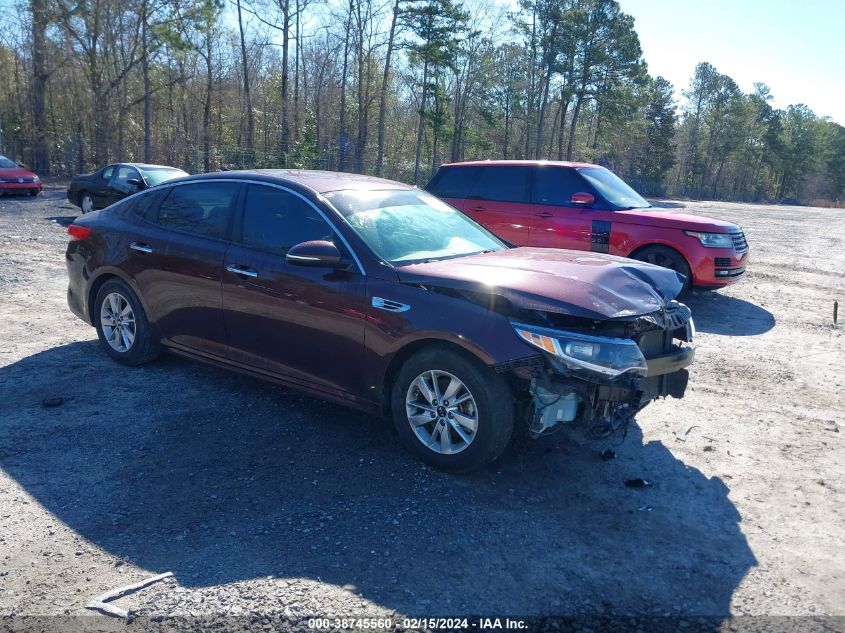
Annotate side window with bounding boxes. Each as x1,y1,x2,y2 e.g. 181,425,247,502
130,189,163,222
532,167,589,206
425,166,482,198
157,182,240,239
240,185,334,253
111,165,142,194
101,166,115,181
469,166,530,203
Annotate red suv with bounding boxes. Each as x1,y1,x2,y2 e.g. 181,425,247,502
425,160,748,290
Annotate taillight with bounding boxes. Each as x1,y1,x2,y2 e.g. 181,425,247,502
67,224,92,241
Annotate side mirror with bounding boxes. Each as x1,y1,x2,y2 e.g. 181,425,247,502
126,178,143,188
571,192,595,207
286,240,343,267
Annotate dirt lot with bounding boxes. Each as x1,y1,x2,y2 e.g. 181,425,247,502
1,186,843,628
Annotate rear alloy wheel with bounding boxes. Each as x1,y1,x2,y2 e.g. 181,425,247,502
80,192,94,213
94,279,160,366
391,346,514,472
632,245,692,292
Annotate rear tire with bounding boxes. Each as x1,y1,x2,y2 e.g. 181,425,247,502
391,345,514,472
80,191,94,213
631,245,692,293
94,279,160,366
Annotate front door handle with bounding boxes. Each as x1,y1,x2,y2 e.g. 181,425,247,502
467,205,487,212
129,241,153,253
226,264,258,278
535,212,554,219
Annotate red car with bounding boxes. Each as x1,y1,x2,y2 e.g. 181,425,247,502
425,160,748,290
0,155,43,196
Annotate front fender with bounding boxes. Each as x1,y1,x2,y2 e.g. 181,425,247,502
363,278,536,402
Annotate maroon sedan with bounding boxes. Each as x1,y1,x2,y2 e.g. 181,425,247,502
65,170,695,472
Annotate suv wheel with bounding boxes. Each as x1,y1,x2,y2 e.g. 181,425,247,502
94,279,160,365
391,345,514,472
632,245,692,292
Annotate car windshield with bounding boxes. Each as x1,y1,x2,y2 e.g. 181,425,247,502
578,167,650,209
0,156,18,168
140,167,188,186
324,189,507,265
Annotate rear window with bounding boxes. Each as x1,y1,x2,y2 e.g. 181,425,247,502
425,166,482,198
141,167,189,186
129,188,165,222
156,182,240,239
469,166,530,203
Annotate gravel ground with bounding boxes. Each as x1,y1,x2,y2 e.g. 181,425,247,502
0,186,843,629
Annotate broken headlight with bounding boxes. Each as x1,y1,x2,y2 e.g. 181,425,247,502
512,322,647,377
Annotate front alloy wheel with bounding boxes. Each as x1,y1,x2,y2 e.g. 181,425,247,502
391,345,514,472
406,370,479,455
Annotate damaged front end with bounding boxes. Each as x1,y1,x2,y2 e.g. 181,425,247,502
502,302,695,440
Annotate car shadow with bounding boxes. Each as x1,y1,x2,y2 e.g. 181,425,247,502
0,341,756,617
684,291,776,336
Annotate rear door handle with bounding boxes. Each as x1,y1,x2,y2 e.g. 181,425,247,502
535,212,554,219
226,264,258,278
129,241,153,253
467,205,487,212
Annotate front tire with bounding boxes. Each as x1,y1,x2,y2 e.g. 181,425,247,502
631,245,692,293
94,279,160,366
391,345,514,472
80,191,94,213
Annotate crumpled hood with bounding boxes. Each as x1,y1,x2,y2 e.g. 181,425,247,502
397,247,684,320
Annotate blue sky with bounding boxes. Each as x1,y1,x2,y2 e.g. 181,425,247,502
617,0,844,124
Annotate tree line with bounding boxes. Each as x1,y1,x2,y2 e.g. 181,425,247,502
0,0,842,204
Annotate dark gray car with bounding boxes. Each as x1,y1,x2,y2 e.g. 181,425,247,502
67,163,188,213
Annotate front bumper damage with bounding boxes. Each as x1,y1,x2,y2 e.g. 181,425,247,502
504,302,695,439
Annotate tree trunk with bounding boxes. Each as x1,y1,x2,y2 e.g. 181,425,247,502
237,0,254,152
279,0,291,155
524,6,537,158
376,0,400,176
337,1,352,171
354,0,367,174
204,34,212,172
31,0,50,174
534,71,551,159
565,92,584,160
142,6,152,162
556,92,569,160
293,0,301,144
412,59,428,185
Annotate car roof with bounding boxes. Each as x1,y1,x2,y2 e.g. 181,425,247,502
440,159,598,169
124,163,186,170
180,169,415,194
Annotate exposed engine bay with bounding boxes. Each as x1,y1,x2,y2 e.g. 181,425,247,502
507,301,695,440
